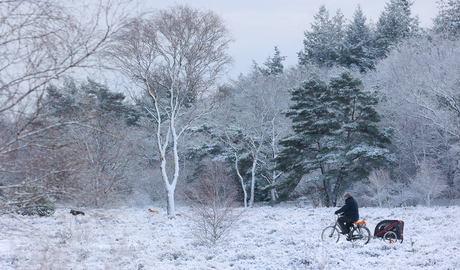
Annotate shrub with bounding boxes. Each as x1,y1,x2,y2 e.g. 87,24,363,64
185,161,243,245
13,187,56,217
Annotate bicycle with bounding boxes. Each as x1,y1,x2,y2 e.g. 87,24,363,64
321,214,371,244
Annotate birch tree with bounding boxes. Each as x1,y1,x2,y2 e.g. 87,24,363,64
110,5,233,216
231,64,292,205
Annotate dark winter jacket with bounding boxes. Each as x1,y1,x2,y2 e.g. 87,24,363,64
335,196,359,221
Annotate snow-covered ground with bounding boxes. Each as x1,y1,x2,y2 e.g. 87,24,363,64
0,204,458,269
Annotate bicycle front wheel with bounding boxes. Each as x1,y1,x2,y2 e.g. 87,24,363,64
350,226,371,244
321,226,340,243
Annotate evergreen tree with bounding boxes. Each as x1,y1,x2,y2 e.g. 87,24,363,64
46,79,140,126
375,0,419,58
340,6,377,72
256,46,286,76
433,0,460,39
298,6,345,67
275,72,393,206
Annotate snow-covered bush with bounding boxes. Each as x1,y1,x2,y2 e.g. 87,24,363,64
5,187,56,217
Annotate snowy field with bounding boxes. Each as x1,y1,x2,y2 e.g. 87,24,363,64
0,204,459,270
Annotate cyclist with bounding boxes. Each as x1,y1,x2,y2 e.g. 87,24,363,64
334,192,359,237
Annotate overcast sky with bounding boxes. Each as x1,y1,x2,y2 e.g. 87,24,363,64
144,0,439,79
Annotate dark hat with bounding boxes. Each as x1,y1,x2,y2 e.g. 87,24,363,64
344,193,351,198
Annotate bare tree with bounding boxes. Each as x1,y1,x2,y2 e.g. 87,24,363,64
0,0,134,115
410,159,448,207
365,169,394,208
185,161,242,245
222,130,250,208
47,79,141,207
110,5,233,217
0,0,137,214
231,69,293,205
62,118,139,207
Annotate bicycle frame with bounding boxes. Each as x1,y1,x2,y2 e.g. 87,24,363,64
322,214,371,244
330,214,353,234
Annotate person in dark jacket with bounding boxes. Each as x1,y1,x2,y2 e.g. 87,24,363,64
334,193,359,235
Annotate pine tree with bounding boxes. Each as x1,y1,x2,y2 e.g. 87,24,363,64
256,46,287,76
340,6,377,72
275,72,393,206
433,0,460,39
46,79,140,126
375,0,419,58
298,6,345,67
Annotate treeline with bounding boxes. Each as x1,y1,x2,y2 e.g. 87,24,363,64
1,0,460,216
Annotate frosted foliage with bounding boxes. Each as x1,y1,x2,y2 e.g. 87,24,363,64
343,6,376,71
374,36,460,196
299,5,345,67
220,66,294,205
434,0,460,37
347,146,389,158
366,169,393,207
410,159,448,207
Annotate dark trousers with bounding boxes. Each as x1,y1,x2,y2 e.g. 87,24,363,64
338,215,355,234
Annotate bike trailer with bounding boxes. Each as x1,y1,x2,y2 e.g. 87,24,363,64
374,220,404,243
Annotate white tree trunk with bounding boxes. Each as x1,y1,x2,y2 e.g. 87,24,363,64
156,113,181,217
249,158,257,207
249,133,264,207
234,153,248,208
166,183,176,216
159,152,178,217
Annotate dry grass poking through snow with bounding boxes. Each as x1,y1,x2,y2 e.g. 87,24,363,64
0,205,459,269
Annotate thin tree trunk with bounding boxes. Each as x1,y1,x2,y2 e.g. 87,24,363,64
234,153,247,208
249,158,257,207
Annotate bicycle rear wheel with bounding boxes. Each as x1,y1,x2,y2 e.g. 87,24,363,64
321,226,340,243
350,226,371,244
